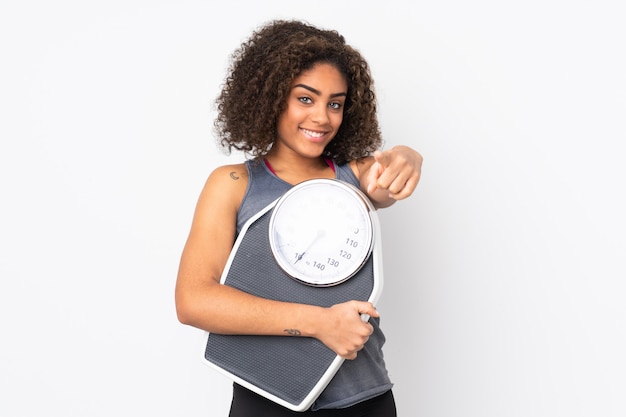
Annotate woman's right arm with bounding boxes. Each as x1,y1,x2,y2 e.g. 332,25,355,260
174,165,378,359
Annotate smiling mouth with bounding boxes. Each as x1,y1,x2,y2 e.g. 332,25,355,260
301,128,327,139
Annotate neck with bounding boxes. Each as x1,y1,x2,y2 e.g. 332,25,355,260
264,154,335,184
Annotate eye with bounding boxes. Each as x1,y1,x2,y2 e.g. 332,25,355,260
329,102,343,110
298,96,313,104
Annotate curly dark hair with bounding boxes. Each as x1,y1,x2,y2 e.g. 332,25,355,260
214,20,382,165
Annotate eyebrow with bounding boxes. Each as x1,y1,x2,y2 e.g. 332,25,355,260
293,83,347,98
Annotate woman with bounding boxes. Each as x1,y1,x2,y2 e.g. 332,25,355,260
176,20,423,416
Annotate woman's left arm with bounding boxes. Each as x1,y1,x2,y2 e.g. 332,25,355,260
351,145,423,208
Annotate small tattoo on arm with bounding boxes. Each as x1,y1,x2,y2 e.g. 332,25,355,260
284,329,301,336
229,171,240,180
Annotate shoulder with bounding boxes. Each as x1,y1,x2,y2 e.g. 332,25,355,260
199,163,248,212
209,163,248,184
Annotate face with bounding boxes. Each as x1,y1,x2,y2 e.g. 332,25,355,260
274,63,348,159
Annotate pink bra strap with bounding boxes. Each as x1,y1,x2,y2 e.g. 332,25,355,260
323,157,336,173
264,158,276,175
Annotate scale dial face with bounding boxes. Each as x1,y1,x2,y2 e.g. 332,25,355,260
269,179,375,287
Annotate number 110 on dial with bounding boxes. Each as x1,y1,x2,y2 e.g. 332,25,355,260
269,179,375,287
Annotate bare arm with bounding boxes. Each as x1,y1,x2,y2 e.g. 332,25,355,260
175,165,377,359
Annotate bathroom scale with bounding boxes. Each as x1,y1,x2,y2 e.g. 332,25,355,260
202,178,384,411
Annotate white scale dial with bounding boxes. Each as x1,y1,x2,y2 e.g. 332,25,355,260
269,179,375,286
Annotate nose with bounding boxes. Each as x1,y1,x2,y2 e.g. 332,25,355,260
310,103,330,125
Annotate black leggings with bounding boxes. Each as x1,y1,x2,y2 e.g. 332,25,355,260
228,384,397,417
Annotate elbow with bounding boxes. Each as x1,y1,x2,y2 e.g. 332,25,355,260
175,293,198,326
175,278,223,330
176,305,193,326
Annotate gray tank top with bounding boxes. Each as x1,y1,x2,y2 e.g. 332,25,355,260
236,159,392,410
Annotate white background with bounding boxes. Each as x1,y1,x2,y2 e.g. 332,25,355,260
1,1,624,416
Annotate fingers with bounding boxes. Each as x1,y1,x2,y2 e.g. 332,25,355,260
366,157,384,195
385,169,419,200
355,300,380,319
372,149,387,165
367,146,422,200
341,301,377,359
338,321,374,360
322,301,379,360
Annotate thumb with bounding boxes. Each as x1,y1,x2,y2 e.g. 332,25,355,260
356,301,380,319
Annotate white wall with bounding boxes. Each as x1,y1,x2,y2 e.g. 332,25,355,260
1,1,624,416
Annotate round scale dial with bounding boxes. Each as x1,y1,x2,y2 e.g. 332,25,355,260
269,179,375,287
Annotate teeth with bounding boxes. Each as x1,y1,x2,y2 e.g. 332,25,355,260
302,128,324,138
